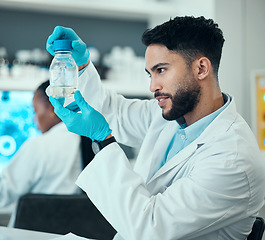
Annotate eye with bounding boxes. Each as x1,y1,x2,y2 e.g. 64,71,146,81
157,68,165,74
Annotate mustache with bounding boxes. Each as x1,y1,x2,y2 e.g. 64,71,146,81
154,92,172,99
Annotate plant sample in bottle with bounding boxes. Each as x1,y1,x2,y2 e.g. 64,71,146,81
49,40,78,99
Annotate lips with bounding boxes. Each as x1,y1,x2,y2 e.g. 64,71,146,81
156,96,169,107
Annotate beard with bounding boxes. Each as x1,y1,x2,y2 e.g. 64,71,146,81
156,75,201,121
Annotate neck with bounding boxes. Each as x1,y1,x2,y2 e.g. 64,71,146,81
184,82,224,126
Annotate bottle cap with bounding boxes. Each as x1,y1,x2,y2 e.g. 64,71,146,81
53,40,72,52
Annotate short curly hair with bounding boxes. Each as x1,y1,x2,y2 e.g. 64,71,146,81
142,16,225,78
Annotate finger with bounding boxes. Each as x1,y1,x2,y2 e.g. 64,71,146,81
47,26,65,44
46,42,54,56
49,96,74,120
72,39,86,52
48,95,65,106
49,96,63,108
57,97,65,106
66,101,80,112
74,90,94,113
46,26,65,55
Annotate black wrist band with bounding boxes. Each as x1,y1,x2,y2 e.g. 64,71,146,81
91,136,116,154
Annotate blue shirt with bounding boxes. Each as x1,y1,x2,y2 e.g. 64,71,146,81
156,93,231,172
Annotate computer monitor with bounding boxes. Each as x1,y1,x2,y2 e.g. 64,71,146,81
0,90,41,174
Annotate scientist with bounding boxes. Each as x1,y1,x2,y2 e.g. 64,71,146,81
47,16,265,239
0,80,87,226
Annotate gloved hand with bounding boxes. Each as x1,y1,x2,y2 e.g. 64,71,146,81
46,26,90,66
49,90,112,141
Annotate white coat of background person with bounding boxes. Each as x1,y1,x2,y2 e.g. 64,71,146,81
47,16,265,240
0,80,83,226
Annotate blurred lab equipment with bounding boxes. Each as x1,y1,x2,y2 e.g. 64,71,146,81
103,46,147,85
9,48,50,83
0,47,9,78
87,45,100,66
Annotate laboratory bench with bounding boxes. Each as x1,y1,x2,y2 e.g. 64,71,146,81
0,226,61,240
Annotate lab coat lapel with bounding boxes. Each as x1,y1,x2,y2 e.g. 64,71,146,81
147,140,199,184
145,121,178,182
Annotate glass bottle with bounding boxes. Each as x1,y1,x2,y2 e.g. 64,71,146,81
49,40,78,99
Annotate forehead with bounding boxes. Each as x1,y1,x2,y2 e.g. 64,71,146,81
145,44,170,56
145,44,186,69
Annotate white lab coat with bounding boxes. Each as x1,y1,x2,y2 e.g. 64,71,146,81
76,63,265,240
0,122,82,226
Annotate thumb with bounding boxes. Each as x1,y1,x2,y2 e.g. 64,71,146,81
72,39,87,53
47,26,65,43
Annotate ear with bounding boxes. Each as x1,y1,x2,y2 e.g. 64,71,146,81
193,57,211,81
49,111,56,119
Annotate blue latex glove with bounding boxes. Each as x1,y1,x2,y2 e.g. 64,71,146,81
55,97,81,113
49,90,112,141
46,26,90,67
66,101,80,113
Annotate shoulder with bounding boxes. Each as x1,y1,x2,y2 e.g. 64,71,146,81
42,122,79,140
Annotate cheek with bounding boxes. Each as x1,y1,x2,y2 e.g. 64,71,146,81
165,71,182,88
171,70,194,92
35,112,42,122
166,77,181,97
36,112,47,127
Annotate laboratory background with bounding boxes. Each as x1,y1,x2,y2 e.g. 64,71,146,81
0,0,265,238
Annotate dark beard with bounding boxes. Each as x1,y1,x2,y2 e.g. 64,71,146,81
156,80,201,121
164,88,201,120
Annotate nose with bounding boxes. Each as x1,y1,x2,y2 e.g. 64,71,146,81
149,76,162,93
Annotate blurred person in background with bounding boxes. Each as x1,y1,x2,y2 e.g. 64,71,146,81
0,80,93,226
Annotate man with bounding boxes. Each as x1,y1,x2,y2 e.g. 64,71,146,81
47,16,265,239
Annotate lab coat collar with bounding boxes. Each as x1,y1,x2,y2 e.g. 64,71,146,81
196,93,236,144
42,121,66,135
147,94,237,183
